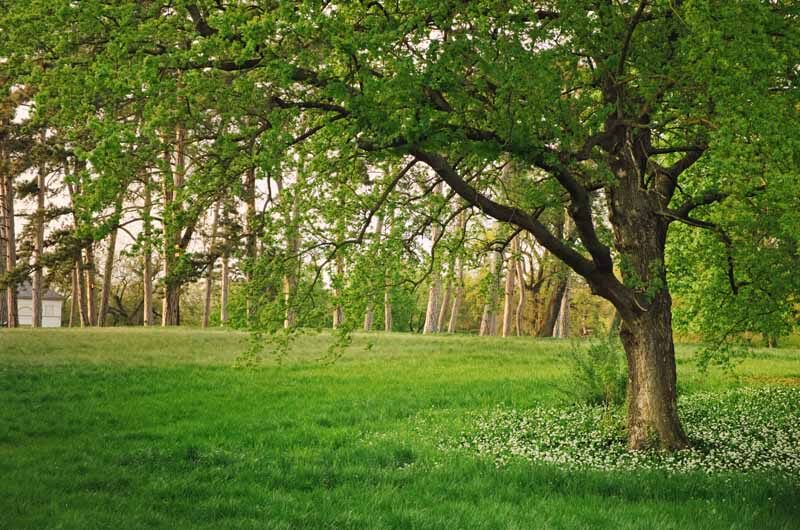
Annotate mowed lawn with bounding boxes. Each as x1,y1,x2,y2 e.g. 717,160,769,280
1,329,799,529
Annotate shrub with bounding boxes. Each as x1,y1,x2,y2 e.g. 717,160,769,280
567,339,628,407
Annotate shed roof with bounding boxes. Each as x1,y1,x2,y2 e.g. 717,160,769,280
16,281,65,301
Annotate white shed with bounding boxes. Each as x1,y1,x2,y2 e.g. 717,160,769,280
16,282,65,327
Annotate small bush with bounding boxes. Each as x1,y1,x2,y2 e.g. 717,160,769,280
567,339,628,407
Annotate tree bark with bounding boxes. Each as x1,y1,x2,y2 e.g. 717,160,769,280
383,286,392,332
619,293,687,450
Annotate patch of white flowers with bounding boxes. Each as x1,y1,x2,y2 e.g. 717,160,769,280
451,386,800,475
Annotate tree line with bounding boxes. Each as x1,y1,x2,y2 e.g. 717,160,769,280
1,1,798,450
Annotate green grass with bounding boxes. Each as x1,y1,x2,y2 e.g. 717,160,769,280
1,328,798,529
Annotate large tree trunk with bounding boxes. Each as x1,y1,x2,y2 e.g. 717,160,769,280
607,159,688,451
619,293,687,450
32,151,46,328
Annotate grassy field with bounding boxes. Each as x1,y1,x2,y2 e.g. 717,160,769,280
1,328,798,529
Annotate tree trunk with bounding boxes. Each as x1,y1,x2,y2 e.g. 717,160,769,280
607,159,688,450
69,267,79,327
142,170,155,326
2,169,18,327
245,165,257,323
161,126,185,327
436,272,452,332
501,239,518,337
537,274,567,337
32,151,46,328
479,250,501,336
553,273,570,339
202,201,220,328
98,197,122,327
447,256,464,333
363,215,384,332
514,253,526,336
219,252,229,326
332,255,344,328
84,244,98,326
75,258,89,327
619,293,687,450
383,288,392,332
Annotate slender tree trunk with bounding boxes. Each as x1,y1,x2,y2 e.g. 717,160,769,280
447,257,464,333
363,215,384,332
514,253,526,336
161,126,185,326
436,273,452,332
244,165,257,323
84,244,97,326
501,239,517,337
332,255,344,328
142,171,154,326
219,252,229,326
32,149,46,328
423,227,442,334
283,186,301,329
98,197,122,327
76,258,89,327
0,196,7,326
383,288,393,332
479,250,501,336
553,273,570,338
2,168,18,327
202,202,220,328
69,267,79,327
